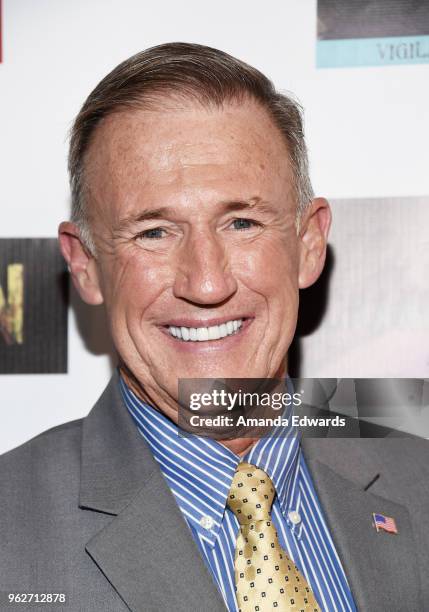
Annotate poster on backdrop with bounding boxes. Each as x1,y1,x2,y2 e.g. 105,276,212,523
298,195,429,378
317,0,429,68
0,238,68,374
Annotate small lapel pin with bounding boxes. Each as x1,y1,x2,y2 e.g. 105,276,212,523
372,513,398,534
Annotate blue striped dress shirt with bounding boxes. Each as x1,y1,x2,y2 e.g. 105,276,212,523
119,375,356,612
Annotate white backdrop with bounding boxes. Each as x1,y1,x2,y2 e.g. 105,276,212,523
1,0,428,453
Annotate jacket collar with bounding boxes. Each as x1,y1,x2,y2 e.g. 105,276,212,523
79,369,157,514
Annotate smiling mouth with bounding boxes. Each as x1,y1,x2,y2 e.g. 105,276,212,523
166,318,246,342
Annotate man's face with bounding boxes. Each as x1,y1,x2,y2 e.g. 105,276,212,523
66,99,327,414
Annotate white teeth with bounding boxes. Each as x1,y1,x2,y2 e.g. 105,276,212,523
208,326,220,340
168,319,244,342
197,327,209,341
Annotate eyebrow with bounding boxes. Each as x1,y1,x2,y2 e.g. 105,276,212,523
115,197,274,232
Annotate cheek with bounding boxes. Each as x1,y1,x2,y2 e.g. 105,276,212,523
233,238,300,302
100,251,170,322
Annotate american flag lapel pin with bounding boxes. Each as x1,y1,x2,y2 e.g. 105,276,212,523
372,513,398,534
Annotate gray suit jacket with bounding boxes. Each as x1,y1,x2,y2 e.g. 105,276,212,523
1,371,428,612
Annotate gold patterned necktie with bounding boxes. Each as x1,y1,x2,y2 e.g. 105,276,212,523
227,462,320,612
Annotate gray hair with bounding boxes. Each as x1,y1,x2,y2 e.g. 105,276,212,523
68,42,314,254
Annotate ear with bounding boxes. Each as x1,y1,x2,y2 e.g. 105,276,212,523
298,197,332,289
58,222,104,305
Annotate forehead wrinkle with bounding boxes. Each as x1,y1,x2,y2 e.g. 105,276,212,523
159,131,278,173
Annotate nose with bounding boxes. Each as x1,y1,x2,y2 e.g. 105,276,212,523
173,229,237,305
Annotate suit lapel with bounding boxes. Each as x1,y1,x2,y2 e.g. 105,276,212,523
302,438,422,612
80,371,226,612
85,466,226,612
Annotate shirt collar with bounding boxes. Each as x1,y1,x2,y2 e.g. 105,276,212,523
119,372,301,547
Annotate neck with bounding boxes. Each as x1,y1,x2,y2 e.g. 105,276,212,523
219,437,258,456
119,357,288,459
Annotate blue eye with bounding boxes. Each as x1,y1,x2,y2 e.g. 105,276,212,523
136,227,165,240
232,218,256,230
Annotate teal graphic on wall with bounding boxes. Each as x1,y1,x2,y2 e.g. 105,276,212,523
317,0,429,68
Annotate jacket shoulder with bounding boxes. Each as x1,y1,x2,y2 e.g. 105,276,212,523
0,418,84,498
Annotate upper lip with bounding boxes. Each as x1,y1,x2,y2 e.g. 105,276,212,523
162,315,252,328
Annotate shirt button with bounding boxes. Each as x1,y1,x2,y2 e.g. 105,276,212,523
288,510,301,525
200,515,214,530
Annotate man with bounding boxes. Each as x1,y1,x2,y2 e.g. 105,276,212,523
0,43,427,612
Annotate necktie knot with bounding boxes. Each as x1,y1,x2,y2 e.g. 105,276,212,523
227,462,275,524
